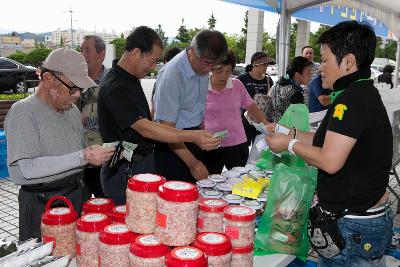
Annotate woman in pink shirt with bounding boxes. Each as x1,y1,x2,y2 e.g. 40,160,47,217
203,50,269,174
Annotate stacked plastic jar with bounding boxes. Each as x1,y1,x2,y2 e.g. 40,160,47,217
241,199,264,226
222,194,243,206
196,179,216,191
111,205,126,223
223,206,256,247
197,198,228,233
200,189,223,199
98,224,137,267
165,246,207,267
193,232,232,267
126,173,166,234
41,196,78,256
82,198,114,216
231,243,254,267
129,234,170,267
208,174,226,183
76,213,111,267
154,181,199,246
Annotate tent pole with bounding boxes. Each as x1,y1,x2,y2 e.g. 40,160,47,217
278,0,287,77
395,41,400,88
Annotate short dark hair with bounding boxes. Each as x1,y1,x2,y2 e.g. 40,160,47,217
125,26,163,54
301,46,313,53
383,64,394,74
318,20,376,69
286,56,313,79
221,49,236,71
163,47,181,63
191,29,228,63
83,35,106,53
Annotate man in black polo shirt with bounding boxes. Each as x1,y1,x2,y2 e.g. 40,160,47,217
266,21,393,265
98,26,221,205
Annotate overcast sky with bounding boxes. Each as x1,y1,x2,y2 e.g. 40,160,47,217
1,0,285,36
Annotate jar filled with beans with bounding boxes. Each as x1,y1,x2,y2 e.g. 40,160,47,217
165,246,207,267
41,196,78,257
231,243,254,267
129,234,170,267
76,213,111,267
223,206,256,247
193,232,232,267
82,198,114,216
154,181,199,246
126,173,166,234
197,198,228,233
111,205,126,224
98,224,137,267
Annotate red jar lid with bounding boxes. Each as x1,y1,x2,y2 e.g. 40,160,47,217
41,196,78,225
76,213,111,233
166,246,207,267
99,224,137,245
223,206,256,222
128,173,166,192
130,234,170,258
111,205,126,223
83,198,114,215
193,232,232,256
231,243,254,254
158,181,198,202
199,198,228,213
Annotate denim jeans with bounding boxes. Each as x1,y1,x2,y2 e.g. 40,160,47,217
318,207,394,267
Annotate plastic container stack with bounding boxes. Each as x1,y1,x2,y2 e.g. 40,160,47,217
165,246,207,267
111,205,126,223
82,198,114,216
197,198,228,233
129,234,170,267
193,232,232,267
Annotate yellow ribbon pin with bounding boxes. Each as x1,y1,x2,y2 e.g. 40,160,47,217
364,243,371,252
333,104,347,121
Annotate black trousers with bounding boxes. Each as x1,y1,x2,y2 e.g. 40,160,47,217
18,177,89,241
242,115,260,146
84,166,104,198
202,142,249,174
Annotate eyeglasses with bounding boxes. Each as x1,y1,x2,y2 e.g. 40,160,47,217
199,57,222,70
50,73,84,94
252,62,269,67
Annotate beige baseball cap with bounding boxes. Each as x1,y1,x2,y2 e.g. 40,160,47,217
43,47,97,89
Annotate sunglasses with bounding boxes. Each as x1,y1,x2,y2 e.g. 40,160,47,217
252,62,269,67
50,72,84,95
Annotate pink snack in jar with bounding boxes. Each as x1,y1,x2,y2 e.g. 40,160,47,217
165,246,207,267
98,224,137,267
231,243,254,267
129,234,170,267
193,232,232,267
223,205,256,247
112,205,126,223
154,181,199,246
126,173,166,234
82,197,114,216
197,198,228,233
41,196,78,257
76,213,111,267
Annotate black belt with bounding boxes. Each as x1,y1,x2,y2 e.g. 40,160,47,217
320,204,388,218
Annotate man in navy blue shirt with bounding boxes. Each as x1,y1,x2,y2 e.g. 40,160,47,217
308,74,331,112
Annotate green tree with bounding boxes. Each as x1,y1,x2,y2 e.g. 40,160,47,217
110,38,126,59
309,25,330,62
59,36,64,47
34,39,39,49
24,48,52,66
176,19,191,44
241,10,248,36
120,32,124,39
289,22,298,59
155,24,168,47
376,39,397,60
188,28,202,40
8,51,27,64
208,13,216,30
224,34,245,62
262,32,276,59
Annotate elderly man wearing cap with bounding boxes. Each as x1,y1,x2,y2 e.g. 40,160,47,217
237,52,274,146
5,47,115,241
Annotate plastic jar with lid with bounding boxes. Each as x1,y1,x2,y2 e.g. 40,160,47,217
223,206,256,247
222,194,243,205
193,232,232,267
112,205,126,223
200,189,223,199
208,174,226,183
231,243,254,267
241,199,264,227
82,198,114,216
98,224,137,267
126,173,166,234
197,198,228,233
76,213,111,267
244,163,258,172
230,166,247,175
41,196,78,257
154,181,199,246
129,234,170,267
165,246,207,267
196,179,216,191
216,183,233,194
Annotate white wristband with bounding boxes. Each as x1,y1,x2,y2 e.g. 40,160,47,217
288,139,299,156
79,149,87,165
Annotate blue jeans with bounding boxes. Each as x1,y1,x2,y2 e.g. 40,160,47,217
319,207,394,267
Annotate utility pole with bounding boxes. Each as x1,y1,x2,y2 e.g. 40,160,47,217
69,6,74,48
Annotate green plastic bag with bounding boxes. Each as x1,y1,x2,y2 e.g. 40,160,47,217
254,163,317,261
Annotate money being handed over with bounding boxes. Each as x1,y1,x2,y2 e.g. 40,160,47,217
102,141,119,148
213,130,228,139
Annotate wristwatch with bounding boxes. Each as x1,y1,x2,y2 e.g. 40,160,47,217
288,139,299,156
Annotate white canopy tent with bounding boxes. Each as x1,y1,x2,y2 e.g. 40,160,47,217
224,0,400,87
